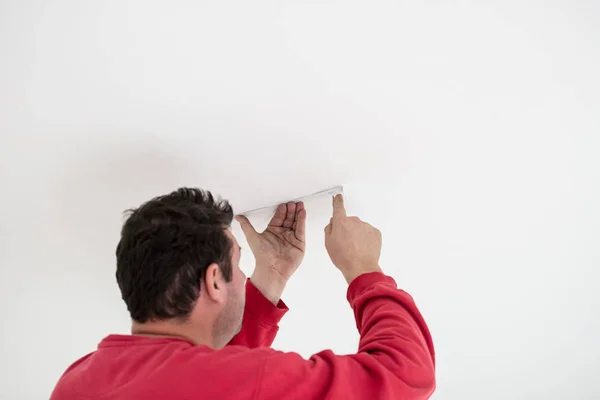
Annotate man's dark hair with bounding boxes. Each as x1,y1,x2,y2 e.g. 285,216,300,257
116,187,234,323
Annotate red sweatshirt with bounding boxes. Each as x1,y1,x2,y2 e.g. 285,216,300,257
50,272,436,399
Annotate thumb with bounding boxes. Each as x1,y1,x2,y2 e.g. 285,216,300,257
324,217,333,235
235,215,258,240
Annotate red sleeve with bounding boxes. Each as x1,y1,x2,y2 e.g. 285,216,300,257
227,279,289,348
254,272,436,399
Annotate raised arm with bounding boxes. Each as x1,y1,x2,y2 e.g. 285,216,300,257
256,273,435,399
227,278,289,348
228,202,306,348
254,194,436,399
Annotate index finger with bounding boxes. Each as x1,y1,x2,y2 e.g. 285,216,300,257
332,194,346,219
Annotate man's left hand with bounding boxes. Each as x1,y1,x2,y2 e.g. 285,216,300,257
235,202,306,304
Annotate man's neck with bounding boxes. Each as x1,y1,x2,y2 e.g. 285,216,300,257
131,320,214,348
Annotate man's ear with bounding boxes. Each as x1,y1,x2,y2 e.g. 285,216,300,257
204,263,226,304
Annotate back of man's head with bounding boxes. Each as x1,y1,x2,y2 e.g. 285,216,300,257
115,187,234,323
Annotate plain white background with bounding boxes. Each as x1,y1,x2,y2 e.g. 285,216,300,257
1,1,599,399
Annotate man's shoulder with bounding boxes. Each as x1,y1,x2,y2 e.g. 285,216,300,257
51,339,276,399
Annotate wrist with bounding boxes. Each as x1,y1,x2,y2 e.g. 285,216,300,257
343,265,383,284
250,266,288,305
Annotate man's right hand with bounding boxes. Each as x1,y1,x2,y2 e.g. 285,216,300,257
324,194,383,284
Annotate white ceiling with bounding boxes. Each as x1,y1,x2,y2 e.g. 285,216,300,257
1,1,599,399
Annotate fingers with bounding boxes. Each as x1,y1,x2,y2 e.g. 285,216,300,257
235,215,258,241
332,194,346,219
282,202,296,229
292,201,304,230
268,201,306,237
293,202,306,242
268,204,287,227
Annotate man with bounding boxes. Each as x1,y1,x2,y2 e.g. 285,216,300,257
50,188,435,399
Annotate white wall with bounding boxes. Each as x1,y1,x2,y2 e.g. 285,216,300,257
1,1,599,399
